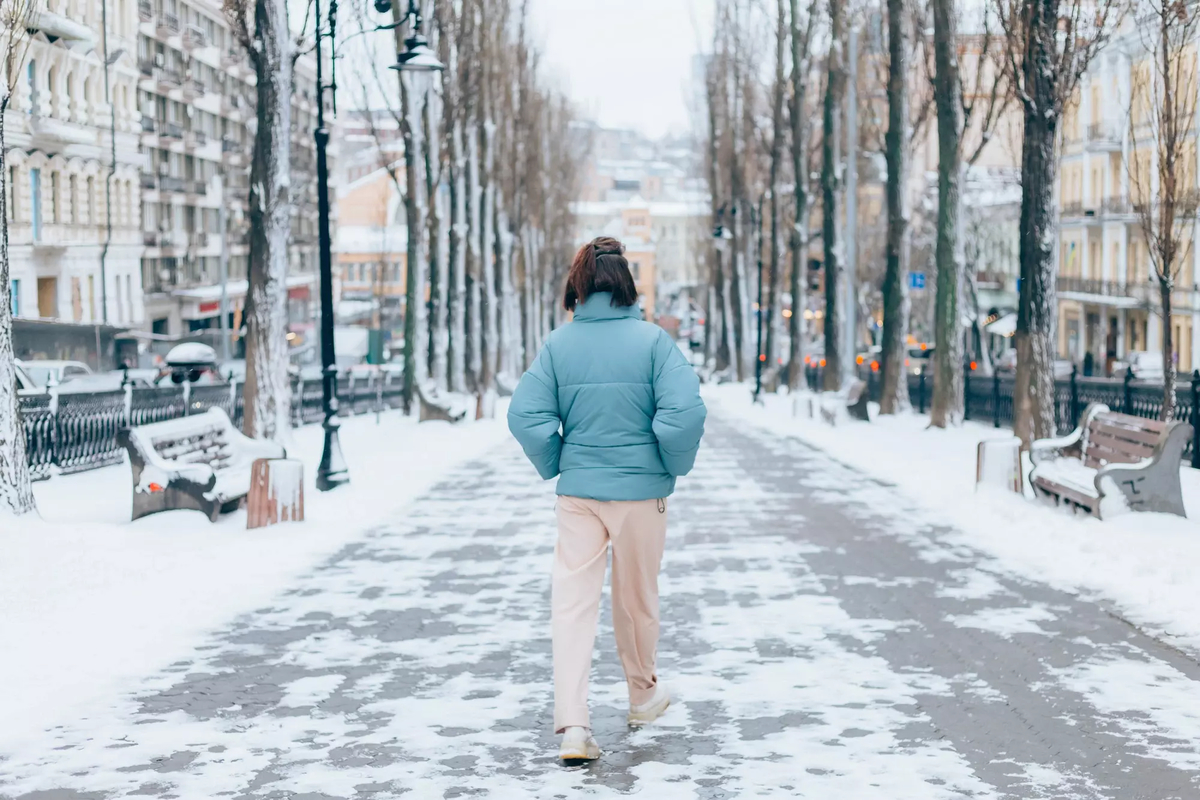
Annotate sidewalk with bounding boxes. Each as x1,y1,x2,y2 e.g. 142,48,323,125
5,405,1200,797
0,409,509,754
707,384,1200,654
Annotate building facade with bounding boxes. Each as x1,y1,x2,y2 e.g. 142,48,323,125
334,165,407,335
6,0,144,328
1057,28,1200,374
135,0,323,349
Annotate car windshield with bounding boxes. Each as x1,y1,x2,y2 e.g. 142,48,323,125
22,366,56,386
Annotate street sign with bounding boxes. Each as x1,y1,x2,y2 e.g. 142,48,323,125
909,272,926,290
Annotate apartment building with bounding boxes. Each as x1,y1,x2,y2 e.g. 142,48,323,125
6,0,144,327
1058,29,1200,374
135,0,324,348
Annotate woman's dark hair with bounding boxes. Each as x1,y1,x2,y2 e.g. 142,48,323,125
563,237,639,311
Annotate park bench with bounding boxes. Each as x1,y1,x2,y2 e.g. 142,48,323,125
801,378,871,424
1029,403,1191,518
119,407,286,522
417,380,470,423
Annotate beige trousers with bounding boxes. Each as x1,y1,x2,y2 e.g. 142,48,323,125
552,495,668,733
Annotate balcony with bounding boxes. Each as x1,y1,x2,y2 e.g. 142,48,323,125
157,68,182,90
188,179,209,196
1057,275,1157,305
221,94,249,117
160,121,183,140
138,58,155,77
140,114,155,133
1101,196,1131,216
189,231,209,248
182,25,207,49
221,47,243,68
182,78,205,100
1086,122,1122,151
143,231,158,247
185,129,207,148
159,175,186,193
156,11,180,35
29,116,95,147
1060,201,1099,222
138,0,152,21
140,172,157,190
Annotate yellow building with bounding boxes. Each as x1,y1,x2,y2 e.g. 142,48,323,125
334,166,407,327
1057,33,1200,374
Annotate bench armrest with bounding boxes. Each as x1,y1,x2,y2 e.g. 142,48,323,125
1029,430,1083,465
1029,403,1109,465
123,427,217,488
1095,421,1192,516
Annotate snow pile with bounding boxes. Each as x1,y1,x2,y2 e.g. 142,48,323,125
0,408,509,754
707,384,1200,652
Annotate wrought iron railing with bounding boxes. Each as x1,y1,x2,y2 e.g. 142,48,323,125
803,364,1200,468
18,372,410,480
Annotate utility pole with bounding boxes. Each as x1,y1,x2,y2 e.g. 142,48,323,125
843,24,859,384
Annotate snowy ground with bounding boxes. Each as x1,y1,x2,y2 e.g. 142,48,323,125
4,407,1200,797
707,384,1200,654
0,408,509,754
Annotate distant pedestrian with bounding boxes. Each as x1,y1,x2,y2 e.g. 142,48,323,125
508,237,707,765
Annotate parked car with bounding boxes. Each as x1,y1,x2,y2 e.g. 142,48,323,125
14,362,41,395
1113,351,1165,382
17,359,93,387
56,371,155,394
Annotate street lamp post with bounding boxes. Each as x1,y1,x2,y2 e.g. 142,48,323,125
314,0,348,492
312,0,444,492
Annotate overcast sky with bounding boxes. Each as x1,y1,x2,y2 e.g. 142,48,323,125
528,0,715,139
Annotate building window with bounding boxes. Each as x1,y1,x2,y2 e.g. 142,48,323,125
6,166,15,221
30,168,41,240
68,174,77,224
49,172,58,224
10,278,19,316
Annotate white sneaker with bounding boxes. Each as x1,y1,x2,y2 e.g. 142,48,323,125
559,726,601,763
627,683,670,726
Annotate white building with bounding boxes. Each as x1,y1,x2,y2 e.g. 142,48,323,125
6,0,144,327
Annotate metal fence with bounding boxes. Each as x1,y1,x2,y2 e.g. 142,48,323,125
19,372,407,480
804,365,1200,469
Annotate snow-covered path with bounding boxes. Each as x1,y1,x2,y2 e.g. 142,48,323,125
3,411,1200,798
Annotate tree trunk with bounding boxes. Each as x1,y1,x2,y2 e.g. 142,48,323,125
1161,280,1177,420
465,111,482,392
879,0,910,414
479,83,498,398
766,0,787,370
400,72,429,411
243,0,292,441
787,0,811,392
448,117,467,393
0,100,36,515
1013,6,1062,447
424,88,449,391
930,0,964,427
821,0,846,391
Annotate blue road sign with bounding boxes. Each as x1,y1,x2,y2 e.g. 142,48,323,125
909,272,926,290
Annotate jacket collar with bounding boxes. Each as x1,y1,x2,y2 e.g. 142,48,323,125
573,292,641,322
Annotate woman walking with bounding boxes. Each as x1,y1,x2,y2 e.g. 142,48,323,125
508,237,706,764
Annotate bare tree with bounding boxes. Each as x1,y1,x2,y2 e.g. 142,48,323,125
821,0,847,390
787,0,819,391
1129,0,1200,420
998,0,1118,444
879,0,912,413
0,0,35,515
225,0,294,440
765,0,789,371
930,0,965,426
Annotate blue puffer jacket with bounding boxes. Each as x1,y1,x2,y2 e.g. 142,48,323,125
507,292,707,501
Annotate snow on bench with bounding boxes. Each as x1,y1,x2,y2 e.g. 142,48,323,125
119,408,286,522
1029,403,1192,519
